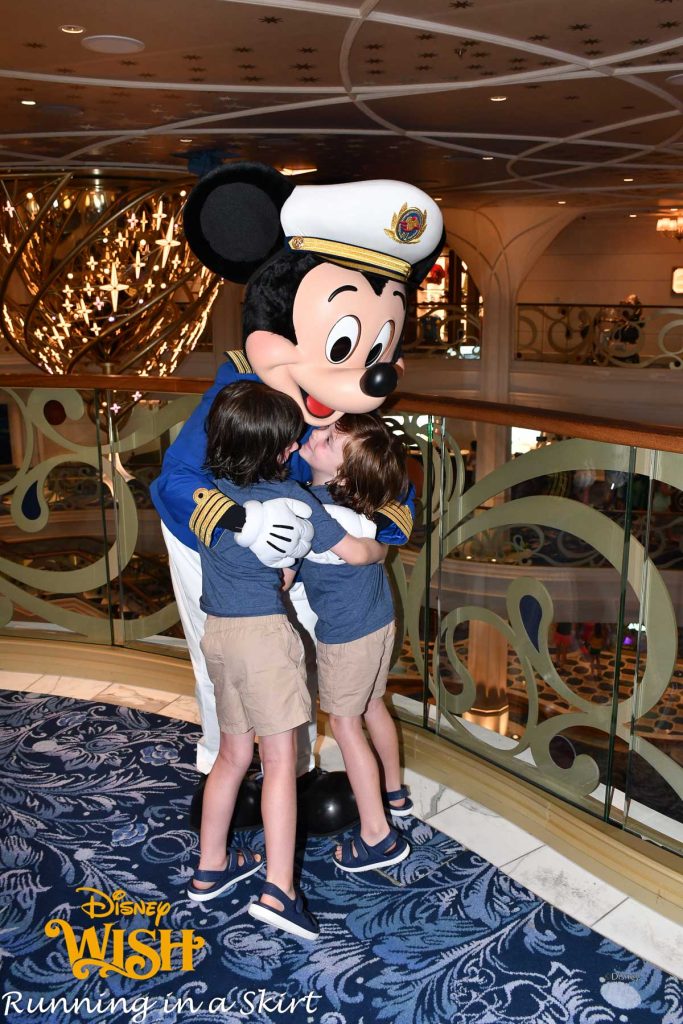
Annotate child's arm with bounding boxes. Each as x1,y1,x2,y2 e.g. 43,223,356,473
303,499,388,565
330,535,387,565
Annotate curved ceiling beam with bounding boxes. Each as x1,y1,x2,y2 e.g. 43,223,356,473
60,95,352,162
2,0,681,198
324,1,683,200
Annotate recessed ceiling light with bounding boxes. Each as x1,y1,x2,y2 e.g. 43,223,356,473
81,34,145,54
623,177,634,182
490,95,507,102
179,138,193,143
20,99,36,106
482,156,494,160
433,197,443,202
557,200,566,205
60,24,84,34
629,213,637,218
671,207,679,212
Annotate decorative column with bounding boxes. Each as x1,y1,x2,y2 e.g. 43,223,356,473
463,620,510,735
441,204,578,730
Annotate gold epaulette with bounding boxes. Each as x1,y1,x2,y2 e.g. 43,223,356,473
224,350,253,375
377,500,413,538
190,487,236,547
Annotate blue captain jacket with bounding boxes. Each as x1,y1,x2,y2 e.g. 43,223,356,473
150,351,414,551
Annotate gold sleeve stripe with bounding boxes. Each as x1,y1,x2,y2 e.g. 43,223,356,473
377,500,413,536
190,487,236,547
225,350,253,375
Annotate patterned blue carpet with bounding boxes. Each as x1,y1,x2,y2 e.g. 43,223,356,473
0,691,681,1024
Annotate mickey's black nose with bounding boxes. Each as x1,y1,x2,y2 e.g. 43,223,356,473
360,363,398,398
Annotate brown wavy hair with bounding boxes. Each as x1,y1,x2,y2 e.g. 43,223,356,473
204,380,303,485
327,413,408,517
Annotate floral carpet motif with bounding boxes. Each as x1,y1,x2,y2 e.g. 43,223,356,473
0,691,681,1024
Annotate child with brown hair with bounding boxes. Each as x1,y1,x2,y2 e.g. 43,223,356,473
298,413,413,872
188,382,387,939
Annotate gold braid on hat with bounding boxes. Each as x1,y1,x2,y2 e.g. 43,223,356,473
287,236,410,282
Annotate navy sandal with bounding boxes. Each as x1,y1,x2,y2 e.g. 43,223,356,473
334,826,410,873
248,881,319,941
383,785,414,818
187,848,261,903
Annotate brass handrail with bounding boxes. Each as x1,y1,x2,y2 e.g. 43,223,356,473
0,373,681,453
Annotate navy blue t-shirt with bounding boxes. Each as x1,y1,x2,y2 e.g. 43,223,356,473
149,357,414,550
199,479,344,618
298,485,394,644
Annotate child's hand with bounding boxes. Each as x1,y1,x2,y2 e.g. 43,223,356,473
280,567,297,591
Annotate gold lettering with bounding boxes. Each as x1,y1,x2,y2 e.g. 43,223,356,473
158,929,205,971
76,887,170,927
76,888,115,920
44,919,115,980
124,929,162,980
48,896,203,981
155,901,171,926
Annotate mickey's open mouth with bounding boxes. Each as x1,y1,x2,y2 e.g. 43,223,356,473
300,387,335,419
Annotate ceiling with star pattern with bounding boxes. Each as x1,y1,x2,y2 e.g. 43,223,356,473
1,0,683,212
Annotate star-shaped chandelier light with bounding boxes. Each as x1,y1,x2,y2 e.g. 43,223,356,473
0,173,220,377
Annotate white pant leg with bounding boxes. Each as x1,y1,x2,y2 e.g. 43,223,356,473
161,522,219,773
287,581,319,775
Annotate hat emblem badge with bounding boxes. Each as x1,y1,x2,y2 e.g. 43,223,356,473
385,203,428,245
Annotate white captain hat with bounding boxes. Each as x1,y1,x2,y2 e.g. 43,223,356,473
183,162,445,286
281,179,443,283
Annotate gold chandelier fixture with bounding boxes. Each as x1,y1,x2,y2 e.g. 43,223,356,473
0,173,220,376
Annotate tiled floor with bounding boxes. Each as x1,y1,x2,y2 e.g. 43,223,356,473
1,669,681,979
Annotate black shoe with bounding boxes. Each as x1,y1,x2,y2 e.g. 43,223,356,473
296,766,324,793
296,770,359,838
189,768,359,837
188,773,264,833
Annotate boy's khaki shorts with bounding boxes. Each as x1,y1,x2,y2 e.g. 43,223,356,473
201,614,311,736
317,622,395,717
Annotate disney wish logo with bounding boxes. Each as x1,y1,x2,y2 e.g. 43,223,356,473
43,887,204,981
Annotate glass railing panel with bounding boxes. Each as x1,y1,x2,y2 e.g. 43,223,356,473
3,377,680,854
379,412,436,725
517,303,683,368
102,386,200,655
404,303,482,360
411,419,640,821
617,447,683,854
0,383,114,644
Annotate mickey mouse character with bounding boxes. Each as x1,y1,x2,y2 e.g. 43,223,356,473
151,163,444,832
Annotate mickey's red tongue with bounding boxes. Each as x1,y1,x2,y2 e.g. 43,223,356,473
305,394,334,418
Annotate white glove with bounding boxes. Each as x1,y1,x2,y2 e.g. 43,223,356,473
235,498,314,568
305,504,376,565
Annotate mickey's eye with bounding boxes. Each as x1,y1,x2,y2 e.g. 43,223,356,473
365,320,394,366
325,315,361,363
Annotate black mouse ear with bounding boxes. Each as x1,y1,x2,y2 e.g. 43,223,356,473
183,162,295,283
407,227,447,289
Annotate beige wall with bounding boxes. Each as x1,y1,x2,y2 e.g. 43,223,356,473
519,213,683,307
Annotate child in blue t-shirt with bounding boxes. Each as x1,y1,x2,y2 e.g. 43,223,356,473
189,382,387,940
298,413,413,873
